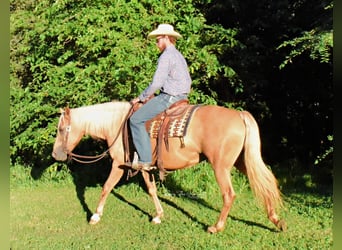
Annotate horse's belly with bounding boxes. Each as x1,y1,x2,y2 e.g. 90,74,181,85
151,137,200,170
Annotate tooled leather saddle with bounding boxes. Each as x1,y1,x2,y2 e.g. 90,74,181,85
123,99,200,178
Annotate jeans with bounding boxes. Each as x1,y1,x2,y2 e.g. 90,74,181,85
129,93,188,163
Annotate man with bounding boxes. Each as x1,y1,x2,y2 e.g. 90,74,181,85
129,24,192,170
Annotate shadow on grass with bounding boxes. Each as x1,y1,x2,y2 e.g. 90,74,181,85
67,159,139,222
152,171,279,232
30,138,139,222
112,191,153,221
269,158,333,196
158,195,209,230
157,195,278,232
30,160,280,232
229,215,279,232
30,138,287,232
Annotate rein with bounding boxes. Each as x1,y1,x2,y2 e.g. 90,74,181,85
68,146,112,164
64,105,134,164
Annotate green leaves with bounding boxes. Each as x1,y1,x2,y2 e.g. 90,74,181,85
10,0,242,166
277,29,333,69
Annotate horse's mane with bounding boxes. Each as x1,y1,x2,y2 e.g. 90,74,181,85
70,101,131,137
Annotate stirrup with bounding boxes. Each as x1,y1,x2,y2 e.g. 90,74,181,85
124,162,156,171
124,152,156,171
125,151,139,170
141,164,157,171
124,161,139,170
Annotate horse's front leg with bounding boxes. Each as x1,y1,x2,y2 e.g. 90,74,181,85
89,163,124,225
141,171,164,224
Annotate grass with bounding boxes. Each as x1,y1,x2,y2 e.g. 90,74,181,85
10,163,333,249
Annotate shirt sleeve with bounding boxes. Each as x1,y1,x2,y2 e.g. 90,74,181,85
138,52,170,101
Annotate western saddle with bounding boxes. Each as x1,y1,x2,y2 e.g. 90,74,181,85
123,99,200,179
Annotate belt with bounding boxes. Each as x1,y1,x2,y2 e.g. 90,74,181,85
160,91,188,96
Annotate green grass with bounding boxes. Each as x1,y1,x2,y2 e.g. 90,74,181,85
10,163,333,249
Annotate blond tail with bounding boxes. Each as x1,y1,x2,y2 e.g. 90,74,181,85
240,111,283,211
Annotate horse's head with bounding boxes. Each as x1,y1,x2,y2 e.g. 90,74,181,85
51,107,73,161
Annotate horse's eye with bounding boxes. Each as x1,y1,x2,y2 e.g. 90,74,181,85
66,126,71,132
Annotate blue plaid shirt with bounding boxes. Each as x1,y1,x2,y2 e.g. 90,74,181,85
139,45,192,102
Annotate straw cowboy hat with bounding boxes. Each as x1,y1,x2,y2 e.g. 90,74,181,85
147,24,182,39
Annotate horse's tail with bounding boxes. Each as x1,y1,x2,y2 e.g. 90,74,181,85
239,111,283,211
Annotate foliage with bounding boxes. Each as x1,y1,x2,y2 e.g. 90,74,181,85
273,0,333,171
314,135,333,166
277,1,333,69
277,29,333,69
276,1,333,69
10,0,241,166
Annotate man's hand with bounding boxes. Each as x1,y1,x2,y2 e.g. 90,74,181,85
130,97,140,105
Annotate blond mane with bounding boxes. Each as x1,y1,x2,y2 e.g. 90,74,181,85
70,101,131,138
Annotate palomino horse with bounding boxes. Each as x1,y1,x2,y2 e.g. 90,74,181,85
52,101,286,233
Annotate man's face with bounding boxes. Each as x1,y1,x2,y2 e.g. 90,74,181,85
156,35,167,52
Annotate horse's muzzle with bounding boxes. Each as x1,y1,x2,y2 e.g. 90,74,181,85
51,151,67,161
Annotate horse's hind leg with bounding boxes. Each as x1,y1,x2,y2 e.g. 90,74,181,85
89,163,124,225
141,171,164,224
266,198,287,231
208,165,236,233
235,153,286,231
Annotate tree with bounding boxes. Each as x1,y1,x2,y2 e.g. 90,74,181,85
202,0,333,184
275,1,333,172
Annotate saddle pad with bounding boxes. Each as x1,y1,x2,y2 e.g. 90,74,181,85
146,105,199,139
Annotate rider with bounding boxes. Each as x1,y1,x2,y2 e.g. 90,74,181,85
129,24,192,170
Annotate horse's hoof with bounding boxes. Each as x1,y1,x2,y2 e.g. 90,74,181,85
277,219,287,232
152,217,161,224
89,213,101,225
207,226,218,234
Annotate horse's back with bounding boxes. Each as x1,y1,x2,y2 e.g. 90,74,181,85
191,105,245,133
184,105,246,158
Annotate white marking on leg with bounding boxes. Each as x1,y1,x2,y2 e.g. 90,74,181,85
152,217,161,224
89,213,101,224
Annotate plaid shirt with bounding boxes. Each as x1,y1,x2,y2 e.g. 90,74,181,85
139,45,192,102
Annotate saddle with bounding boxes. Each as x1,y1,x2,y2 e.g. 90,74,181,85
145,100,197,149
123,99,200,178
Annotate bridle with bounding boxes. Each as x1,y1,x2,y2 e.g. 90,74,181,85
58,105,134,164
58,111,71,154
59,111,112,164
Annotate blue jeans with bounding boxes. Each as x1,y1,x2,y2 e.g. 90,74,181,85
129,93,188,163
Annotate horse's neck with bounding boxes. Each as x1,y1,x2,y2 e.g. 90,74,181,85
73,102,131,141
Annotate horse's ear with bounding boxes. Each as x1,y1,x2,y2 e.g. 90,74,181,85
60,108,64,114
64,107,70,116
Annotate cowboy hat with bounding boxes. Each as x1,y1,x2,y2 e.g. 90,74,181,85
147,24,182,39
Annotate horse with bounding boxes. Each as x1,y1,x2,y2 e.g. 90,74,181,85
52,101,286,233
